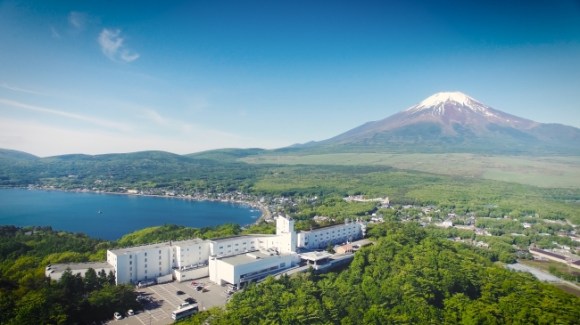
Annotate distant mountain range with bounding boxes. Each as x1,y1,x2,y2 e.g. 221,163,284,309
299,91,580,155
1,92,579,162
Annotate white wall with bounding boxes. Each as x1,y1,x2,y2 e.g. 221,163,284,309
174,241,210,268
211,254,296,285
174,266,209,282
210,237,260,257
297,223,363,250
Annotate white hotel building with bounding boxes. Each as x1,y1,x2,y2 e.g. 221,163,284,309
106,217,364,287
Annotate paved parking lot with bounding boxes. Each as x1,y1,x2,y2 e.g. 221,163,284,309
107,277,230,325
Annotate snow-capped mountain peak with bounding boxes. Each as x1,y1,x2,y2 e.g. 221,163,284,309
406,91,490,115
310,91,580,155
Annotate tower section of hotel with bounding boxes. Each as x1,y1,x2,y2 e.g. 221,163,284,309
297,219,365,250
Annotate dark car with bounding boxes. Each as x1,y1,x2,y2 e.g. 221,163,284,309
184,297,196,304
176,290,185,295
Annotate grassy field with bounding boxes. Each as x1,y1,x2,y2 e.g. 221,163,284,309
520,259,580,278
242,153,580,188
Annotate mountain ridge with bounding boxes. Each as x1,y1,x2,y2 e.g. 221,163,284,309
306,92,580,155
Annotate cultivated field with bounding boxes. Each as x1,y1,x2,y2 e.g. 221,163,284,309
242,153,580,188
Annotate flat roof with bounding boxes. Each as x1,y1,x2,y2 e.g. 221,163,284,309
300,251,332,262
47,261,113,272
300,222,359,234
109,238,208,255
219,251,290,267
109,242,172,255
210,235,256,243
172,238,207,246
530,248,566,260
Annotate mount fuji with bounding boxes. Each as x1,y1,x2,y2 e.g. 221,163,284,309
303,92,580,155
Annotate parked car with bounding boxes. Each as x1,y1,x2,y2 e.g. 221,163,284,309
127,309,134,316
176,290,185,295
184,297,196,304
114,312,122,320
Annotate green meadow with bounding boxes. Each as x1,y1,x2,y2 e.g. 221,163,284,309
242,153,580,189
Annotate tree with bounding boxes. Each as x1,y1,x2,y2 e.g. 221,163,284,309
84,268,99,292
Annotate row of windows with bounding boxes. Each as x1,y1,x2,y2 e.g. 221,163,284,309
218,241,254,250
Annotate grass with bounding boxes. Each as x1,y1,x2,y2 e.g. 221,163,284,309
520,259,580,278
242,153,580,188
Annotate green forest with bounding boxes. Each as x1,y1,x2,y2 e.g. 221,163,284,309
183,222,580,324
0,223,274,324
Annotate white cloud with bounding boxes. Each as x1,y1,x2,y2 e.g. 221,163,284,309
98,28,140,63
0,98,131,132
120,50,140,63
68,11,87,30
50,26,61,39
0,115,282,157
0,83,48,96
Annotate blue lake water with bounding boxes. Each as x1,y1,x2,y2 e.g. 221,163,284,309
0,189,261,240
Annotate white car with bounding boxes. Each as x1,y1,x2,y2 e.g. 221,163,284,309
127,309,134,316
114,312,122,320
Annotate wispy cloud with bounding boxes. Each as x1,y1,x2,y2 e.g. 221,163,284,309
0,98,131,132
68,11,87,30
0,83,48,96
50,26,61,39
98,28,140,63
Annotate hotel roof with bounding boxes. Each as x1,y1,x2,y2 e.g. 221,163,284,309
219,251,291,266
109,238,206,254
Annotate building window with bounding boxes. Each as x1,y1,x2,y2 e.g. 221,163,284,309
145,258,147,262
145,270,147,274
129,255,132,259
145,252,147,256
159,250,161,254
130,267,132,271
159,261,162,265
145,264,147,268
159,256,162,260
129,261,132,265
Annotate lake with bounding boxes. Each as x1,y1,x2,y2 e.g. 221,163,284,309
0,188,261,240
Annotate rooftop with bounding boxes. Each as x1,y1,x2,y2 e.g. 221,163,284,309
300,251,332,262
109,242,172,254
300,222,360,234
46,262,113,280
219,251,290,267
210,234,275,243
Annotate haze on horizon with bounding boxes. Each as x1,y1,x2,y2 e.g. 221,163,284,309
1,0,579,157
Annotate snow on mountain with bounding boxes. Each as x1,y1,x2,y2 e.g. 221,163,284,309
406,91,490,115
309,91,580,154
398,91,536,130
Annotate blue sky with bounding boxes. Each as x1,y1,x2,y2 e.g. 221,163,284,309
1,0,579,157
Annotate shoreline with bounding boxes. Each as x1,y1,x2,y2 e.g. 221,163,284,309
18,186,270,225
